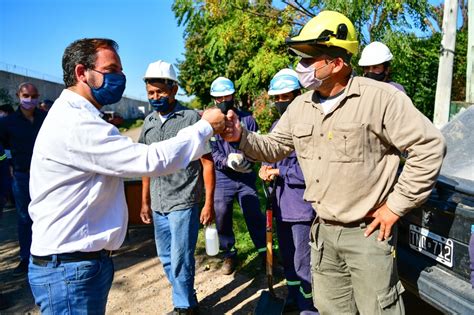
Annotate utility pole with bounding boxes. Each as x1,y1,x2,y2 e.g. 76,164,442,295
433,0,458,128
467,0,473,104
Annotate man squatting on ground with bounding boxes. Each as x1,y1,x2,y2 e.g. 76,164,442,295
223,11,445,315
27,38,225,314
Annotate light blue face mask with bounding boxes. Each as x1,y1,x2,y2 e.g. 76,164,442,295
149,97,172,113
88,69,126,106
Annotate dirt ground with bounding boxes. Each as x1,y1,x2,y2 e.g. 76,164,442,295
0,204,293,315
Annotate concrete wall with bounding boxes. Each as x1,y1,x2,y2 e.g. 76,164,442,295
0,70,147,119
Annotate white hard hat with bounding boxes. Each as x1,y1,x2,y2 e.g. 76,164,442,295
143,60,178,83
358,42,393,66
268,69,301,96
210,77,235,97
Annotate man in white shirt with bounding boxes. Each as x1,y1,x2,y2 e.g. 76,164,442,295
27,38,225,315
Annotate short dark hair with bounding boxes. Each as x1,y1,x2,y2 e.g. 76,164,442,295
62,38,118,88
17,82,37,93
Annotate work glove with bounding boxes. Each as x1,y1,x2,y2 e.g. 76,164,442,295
226,153,252,173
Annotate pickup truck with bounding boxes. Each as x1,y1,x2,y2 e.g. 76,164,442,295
397,106,474,314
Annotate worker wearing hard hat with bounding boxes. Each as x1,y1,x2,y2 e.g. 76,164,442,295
222,10,445,314
258,69,317,314
358,41,406,92
209,77,266,275
139,60,215,314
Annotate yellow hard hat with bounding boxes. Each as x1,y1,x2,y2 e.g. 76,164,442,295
286,11,358,57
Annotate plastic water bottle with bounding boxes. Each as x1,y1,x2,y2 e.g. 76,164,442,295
205,225,219,256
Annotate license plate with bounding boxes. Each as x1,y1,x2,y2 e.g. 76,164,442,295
409,224,453,267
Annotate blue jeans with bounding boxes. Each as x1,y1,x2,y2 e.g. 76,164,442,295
28,254,114,314
12,171,32,261
153,205,199,309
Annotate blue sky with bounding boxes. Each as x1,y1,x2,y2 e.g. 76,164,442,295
0,0,187,102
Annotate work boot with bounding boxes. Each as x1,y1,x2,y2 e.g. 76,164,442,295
221,256,237,275
12,259,28,277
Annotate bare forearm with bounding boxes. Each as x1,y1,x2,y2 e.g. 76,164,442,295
201,155,215,206
141,176,151,206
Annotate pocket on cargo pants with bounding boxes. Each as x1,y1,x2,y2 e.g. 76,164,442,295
376,281,405,311
309,221,323,307
309,221,323,271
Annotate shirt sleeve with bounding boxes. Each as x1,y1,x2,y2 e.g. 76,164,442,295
210,137,228,170
383,91,446,216
67,118,213,178
240,110,295,163
190,111,212,155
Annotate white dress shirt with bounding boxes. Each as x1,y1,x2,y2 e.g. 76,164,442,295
29,89,213,256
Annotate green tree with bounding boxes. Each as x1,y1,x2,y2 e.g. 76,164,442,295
0,88,14,107
173,0,298,106
282,0,436,44
173,0,468,121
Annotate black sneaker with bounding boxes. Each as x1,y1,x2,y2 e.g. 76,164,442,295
221,256,237,275
12,259,28,277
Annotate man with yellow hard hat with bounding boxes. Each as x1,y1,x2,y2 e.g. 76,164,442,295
223,11,445,314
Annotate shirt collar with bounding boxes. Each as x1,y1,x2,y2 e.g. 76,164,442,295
304,75,361,108
61,89,102,117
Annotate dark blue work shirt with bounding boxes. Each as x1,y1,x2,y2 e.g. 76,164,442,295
0,108,46,172
265,120,315,222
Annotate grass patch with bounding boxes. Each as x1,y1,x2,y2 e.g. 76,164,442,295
196,170,280,278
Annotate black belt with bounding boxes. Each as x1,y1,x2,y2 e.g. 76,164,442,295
318,217,374,228
31,250,112,266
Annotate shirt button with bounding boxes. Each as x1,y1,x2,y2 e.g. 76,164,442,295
320,133,324,137
318,156,321,160
316,179,319,183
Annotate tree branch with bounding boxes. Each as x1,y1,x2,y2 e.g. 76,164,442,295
281,0,314,19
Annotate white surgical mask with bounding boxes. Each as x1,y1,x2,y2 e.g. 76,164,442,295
295,59,335,90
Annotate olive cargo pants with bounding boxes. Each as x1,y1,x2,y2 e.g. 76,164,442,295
310,220,405,314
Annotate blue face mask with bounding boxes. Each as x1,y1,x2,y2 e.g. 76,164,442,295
89,70,126,106
149,97,172,113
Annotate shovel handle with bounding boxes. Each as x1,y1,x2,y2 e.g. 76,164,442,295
266,209,273,277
